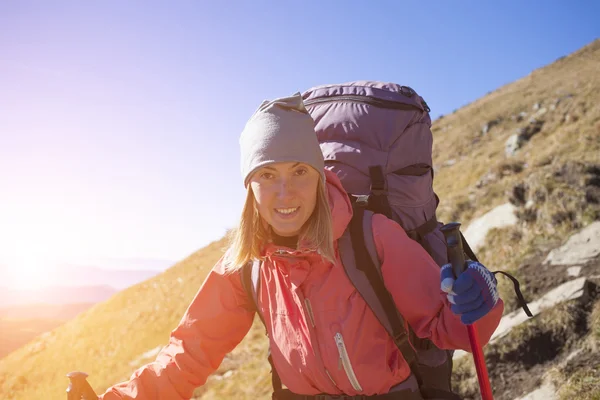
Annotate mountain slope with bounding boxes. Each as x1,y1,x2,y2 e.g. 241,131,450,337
0,39,598,400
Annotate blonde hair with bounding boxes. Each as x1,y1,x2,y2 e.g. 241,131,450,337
224,178,335,272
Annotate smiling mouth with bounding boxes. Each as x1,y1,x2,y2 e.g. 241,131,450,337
275,207,300,215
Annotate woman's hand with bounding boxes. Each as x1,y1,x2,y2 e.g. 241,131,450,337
440,261,499,325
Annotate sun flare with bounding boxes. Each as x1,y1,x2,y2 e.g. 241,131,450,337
4,253,58,291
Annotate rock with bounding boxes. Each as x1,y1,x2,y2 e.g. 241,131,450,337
492,277,590,342
514,379,557,400
481,118,502,135
533,102,541,111
544,221,600,265
523,119,544,139
476,172,497,188
534,107,548,118
463,203,518,252
454,278,591,360
563,348,584,364
515,111,528,122
505,134,526,157
567,266,582,277
212,370,235,381
444,159,457,167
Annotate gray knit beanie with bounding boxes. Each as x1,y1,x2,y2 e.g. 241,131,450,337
240,92,325,187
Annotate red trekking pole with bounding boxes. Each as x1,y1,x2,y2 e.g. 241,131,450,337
440,222,494,400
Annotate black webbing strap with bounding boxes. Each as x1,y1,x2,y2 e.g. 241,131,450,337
406,217,438,242
349,207,418,369
368,166,393,218
406,216,438,258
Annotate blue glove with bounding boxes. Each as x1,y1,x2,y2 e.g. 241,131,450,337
440,261,499,325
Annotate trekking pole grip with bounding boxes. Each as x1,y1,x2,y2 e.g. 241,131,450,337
440,222,466,277
66,371,99,400
440,222,495,400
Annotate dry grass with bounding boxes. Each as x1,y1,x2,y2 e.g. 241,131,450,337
0,39,599,400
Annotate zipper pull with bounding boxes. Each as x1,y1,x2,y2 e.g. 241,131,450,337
335,333,343,369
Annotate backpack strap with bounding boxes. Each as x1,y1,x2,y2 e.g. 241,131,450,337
367,166,393,218
405,216,438,258
341,207,418,369
240,260,283,393
241,260,266,327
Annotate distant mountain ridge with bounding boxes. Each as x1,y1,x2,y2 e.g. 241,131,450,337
0,284,118,306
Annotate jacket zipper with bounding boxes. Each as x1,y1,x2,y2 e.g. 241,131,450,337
334,332,363,391
302,297,340,390
303,94,423,112
304,299,316,327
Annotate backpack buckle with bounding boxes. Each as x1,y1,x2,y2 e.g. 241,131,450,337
393,331,409,346
352,195,370,208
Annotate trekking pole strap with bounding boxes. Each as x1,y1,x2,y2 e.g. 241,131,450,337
459,232,478,262
492,270,533,317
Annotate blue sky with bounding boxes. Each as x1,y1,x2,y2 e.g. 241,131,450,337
0,1,598,279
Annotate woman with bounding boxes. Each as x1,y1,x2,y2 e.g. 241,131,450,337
99,93,504,400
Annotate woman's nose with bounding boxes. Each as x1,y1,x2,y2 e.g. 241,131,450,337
276,178,293,198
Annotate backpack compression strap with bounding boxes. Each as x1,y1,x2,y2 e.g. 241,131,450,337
240,260,283,392
341,207,418,369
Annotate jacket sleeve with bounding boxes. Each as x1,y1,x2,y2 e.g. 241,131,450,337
99,255,255,399
372,214,504,352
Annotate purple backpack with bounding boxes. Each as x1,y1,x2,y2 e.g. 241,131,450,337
303,81,466,399
303,81,448,265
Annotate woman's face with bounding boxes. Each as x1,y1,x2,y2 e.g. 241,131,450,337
249,162,320,237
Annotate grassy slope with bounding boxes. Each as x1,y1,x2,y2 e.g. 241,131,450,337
0,40,598,400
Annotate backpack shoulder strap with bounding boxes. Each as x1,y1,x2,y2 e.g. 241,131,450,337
241,259,266,327
240,260,283,393
340,207,417,368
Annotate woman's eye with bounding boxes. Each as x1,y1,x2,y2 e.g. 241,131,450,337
261,172,274,180
294,168,308,176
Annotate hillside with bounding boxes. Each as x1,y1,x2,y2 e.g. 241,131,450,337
0,39,598,400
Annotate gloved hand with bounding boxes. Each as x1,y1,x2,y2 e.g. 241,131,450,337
440,261,499,325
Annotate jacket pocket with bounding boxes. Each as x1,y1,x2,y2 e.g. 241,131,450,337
334,332,363,391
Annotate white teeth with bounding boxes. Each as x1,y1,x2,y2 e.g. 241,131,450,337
276,207,298,214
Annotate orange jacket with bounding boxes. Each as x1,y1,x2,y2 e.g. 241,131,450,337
100,170,503,399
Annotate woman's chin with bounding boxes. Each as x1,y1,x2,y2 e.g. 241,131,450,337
271,222,303,237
